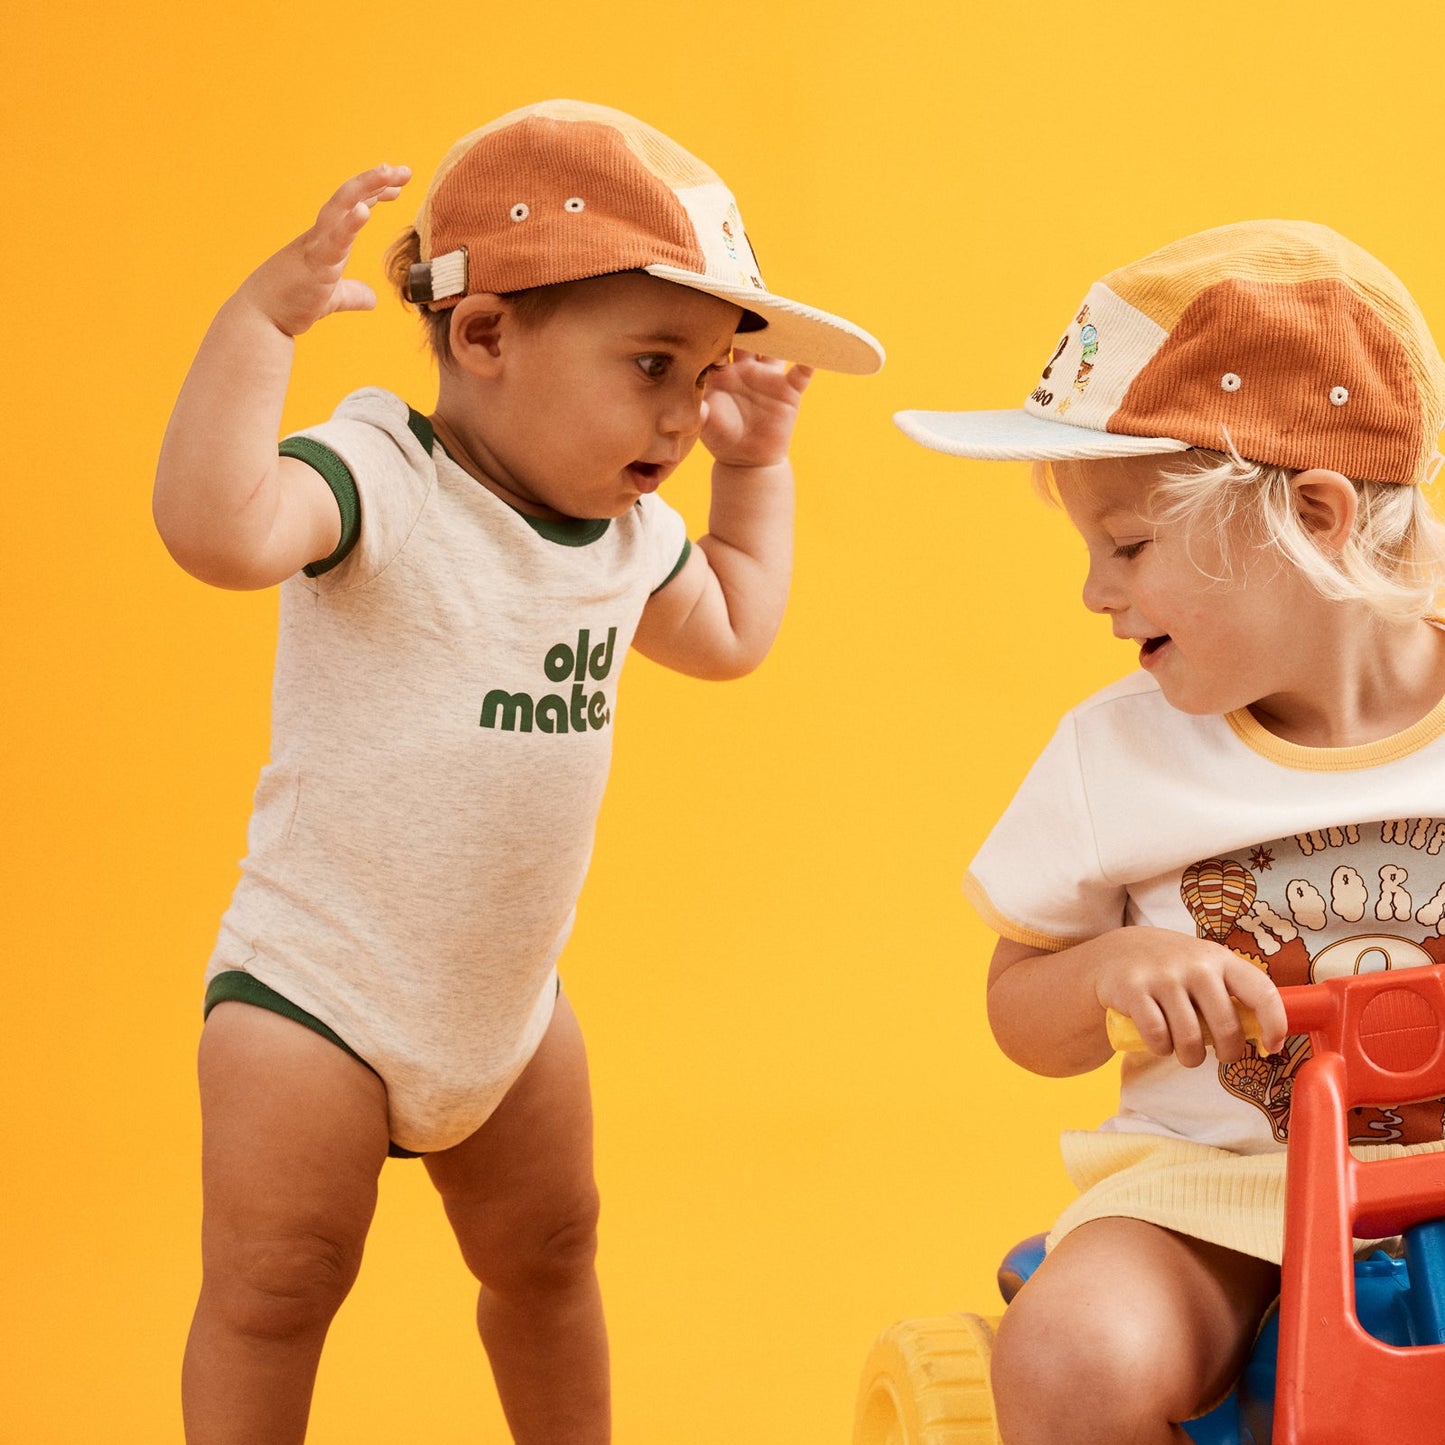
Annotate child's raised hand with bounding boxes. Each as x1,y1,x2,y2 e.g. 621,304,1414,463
1094,929,1288,1067
238,165,411,339
700,351,813,469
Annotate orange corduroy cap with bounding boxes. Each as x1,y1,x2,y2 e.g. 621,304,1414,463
405,99,883,376
897,220,1445,484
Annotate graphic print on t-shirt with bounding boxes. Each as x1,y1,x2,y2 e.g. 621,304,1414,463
1184,819,1445,1145
479,627,618,735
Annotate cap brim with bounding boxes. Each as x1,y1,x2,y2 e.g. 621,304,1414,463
895,407,1192,460
646,264,884,376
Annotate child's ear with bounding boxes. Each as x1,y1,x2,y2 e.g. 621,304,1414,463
1292,469,1358,554
448,295,511,376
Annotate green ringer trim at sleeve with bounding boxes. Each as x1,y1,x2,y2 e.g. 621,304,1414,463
961,872,1089,953
652,536,693,594
280,436,361,577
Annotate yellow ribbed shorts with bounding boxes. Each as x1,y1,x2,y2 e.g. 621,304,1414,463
1047,1130,1445,1264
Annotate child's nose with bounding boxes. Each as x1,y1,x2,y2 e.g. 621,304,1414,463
1081,562,1120,615
659,389,704,438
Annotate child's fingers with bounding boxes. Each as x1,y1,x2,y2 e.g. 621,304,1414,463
308,166,411,258
727,350,789,374
730,350,812,385
1159,986,1211,1068
328,279,379,315
1192,976,1255,1064
1175,963,1282,1064
714,353,813,407
1121,966,1217,1066
1223,959,1287,1054
332,163,412,211
1117,993,1174,1058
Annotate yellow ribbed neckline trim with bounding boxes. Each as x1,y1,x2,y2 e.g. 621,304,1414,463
1225,684,1445,772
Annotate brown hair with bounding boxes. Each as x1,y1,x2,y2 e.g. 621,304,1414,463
383,227,580,365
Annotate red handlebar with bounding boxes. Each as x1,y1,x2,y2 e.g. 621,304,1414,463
1281,969,1445,1110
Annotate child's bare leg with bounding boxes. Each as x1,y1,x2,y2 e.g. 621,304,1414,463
424,993,607,1445
183,1002,391,1444
989,1216,1280,1445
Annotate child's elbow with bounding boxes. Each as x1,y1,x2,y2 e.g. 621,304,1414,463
685,630,778,681
633,609,778,680
697,649,766,682
152,499,282,591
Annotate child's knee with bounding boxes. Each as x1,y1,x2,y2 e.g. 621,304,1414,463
464,1186,601,1298
526,1198,602,1290
991,1287,1165,1441
203,1224,366,1342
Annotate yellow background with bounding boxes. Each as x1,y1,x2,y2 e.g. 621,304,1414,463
6,2,1445,1440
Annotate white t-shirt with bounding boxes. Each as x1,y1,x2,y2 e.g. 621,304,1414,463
967,670,1445,1155
208,389,690,1152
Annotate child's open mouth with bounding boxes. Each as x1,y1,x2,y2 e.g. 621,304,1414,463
628,462,663,493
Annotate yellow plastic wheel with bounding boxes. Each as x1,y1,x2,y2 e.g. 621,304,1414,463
853,1313,1002,1445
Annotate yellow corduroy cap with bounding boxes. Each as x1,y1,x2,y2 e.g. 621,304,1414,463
405,99,883,376
897,220,1445,484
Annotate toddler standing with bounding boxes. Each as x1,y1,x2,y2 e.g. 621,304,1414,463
154,99,882,1445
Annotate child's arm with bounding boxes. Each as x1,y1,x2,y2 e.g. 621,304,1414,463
153,165,411,590
986,927,1289,1077
631,352,811,680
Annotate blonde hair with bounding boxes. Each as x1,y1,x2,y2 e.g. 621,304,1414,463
1036,449,1445,623
1155,449,1445,623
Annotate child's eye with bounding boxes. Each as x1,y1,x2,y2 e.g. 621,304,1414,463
1113,540,1150,560
696,361,726,388
636,355,671,380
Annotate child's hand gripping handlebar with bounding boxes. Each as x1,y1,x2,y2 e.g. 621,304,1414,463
1105,1003,1270,1056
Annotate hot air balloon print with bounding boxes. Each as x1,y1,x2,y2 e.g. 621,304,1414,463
1181,858,1258,944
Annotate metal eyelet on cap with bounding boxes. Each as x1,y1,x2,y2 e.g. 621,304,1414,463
1330,385,1350,406
509,203,530,223
1221,373,1243,392
564,197,586,213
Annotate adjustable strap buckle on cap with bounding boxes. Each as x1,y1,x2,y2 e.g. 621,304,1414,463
405,247,468,305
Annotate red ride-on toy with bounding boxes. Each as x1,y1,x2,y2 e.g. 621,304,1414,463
854,967,1445,1444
